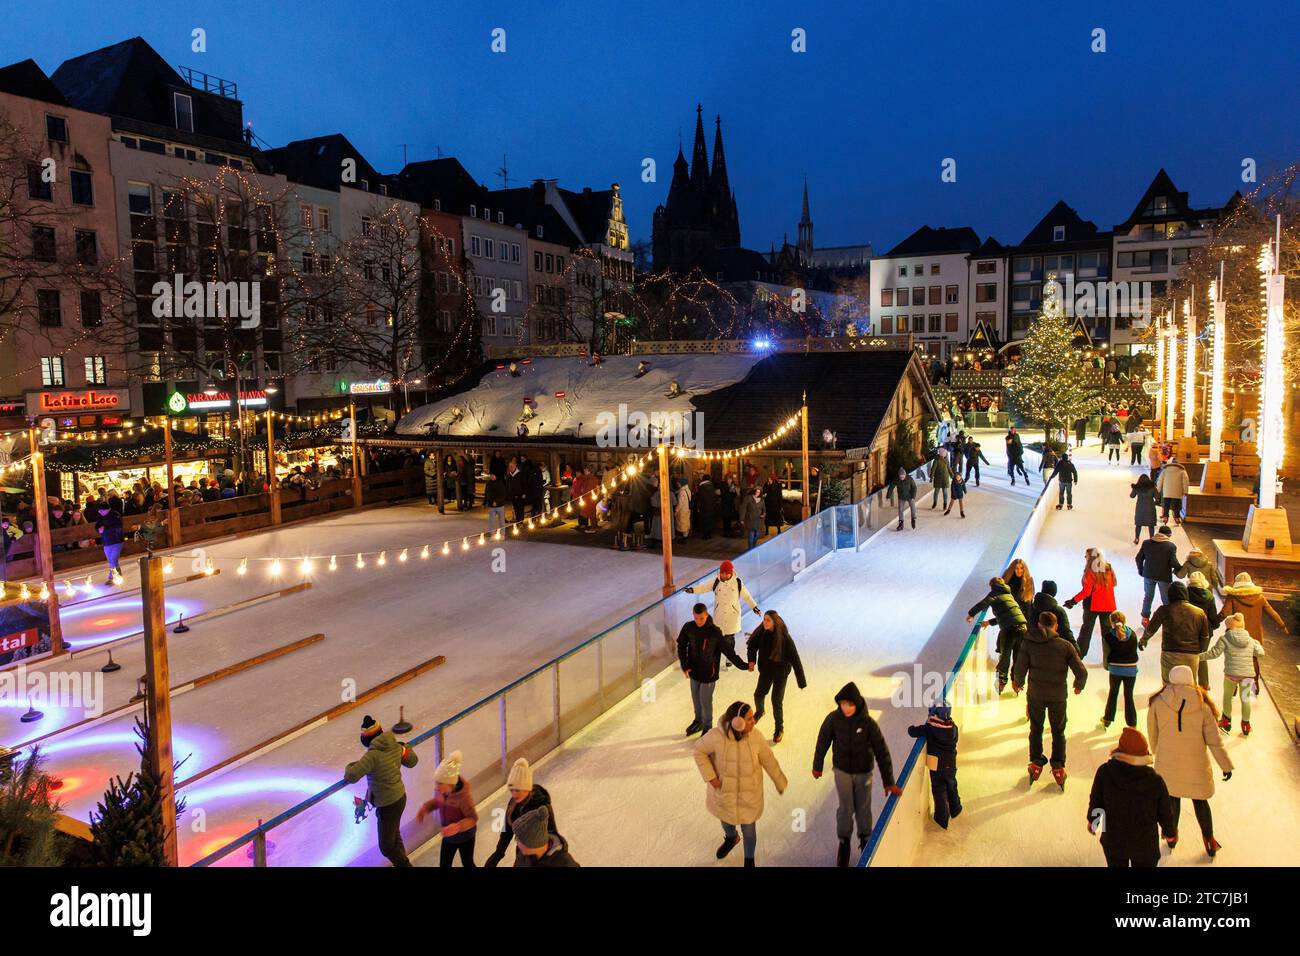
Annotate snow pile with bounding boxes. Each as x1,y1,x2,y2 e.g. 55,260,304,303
396,353,764,440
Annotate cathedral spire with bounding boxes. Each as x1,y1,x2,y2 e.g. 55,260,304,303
689,103,709,189
710,115,730,196
797,176,813,264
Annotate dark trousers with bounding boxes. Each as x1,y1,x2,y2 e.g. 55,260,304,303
1130,443,1145,465
1078,608,1101,658
965,461,981,485
439,834,477,867
1057,480,1073,506
512,497,527,523
1007,458,1029,482
1135,522,1155,540
1160,496,1183,521
1171,798,1214,839
1103,843,1158,867
376,795,411,867
1104,673,1138,727
929,769,962,828
1107,445,1121,461
754,665,790,735
1027,696,1068,769
995,626,1026,682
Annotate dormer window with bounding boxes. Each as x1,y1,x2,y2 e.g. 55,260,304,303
173,93,194,133
497,211,503,224
1052,225,1065,242
469,204,477,217
537,225,544,239
379,184,388,196
433,198,441,211
360,179,369,192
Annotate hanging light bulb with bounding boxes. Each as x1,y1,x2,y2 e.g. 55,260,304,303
83,574,94,592
300,556,312,575
63,580,76,598
38,582,50,600
237,558,248,576
477,532,486,545
204,558,215,576
460,538,470,551
328,555,338,571
270,558,283,576
511,525,520,536
493,528,503,540
19,583,31,600
398,548,408,562
441,542,450,556
420,545,430,559
527,520,535,530
377,551,387,567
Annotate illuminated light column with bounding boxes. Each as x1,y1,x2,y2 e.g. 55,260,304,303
1256,230,1286,511
1182,296,1196,439
1154,318,1166,425
1208,275,1226,462
1164,309,1178,439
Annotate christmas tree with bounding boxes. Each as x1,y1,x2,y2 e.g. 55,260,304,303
1004,274,1101,442
89,713,184,867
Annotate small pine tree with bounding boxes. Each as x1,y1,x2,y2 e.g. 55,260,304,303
886,419,922,477
89,713,184,867
0,745,67,867
1004,275,1101,441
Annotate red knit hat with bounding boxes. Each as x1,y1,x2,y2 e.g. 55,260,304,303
720,560,735,575
1114,727,1150,757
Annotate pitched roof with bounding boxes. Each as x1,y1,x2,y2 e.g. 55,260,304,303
263,133,385,194
699,246,780,282
0,58,70,106
1020,199,1104,244
555,186,615,246
884,225,980,257
395,157,485,213
486,184,583,247
1116,168,1192,228
972,236,1006,257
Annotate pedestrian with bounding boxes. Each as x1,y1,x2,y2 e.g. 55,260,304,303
963,440,990,486
456,454,475,511
740,485,765,550
1140,581,1210,683
1218,572,1289,645
506,458,528,524
686,560,760,671
1130,473,1158,543
694,473,718,539
763,474,784,536
1135,525,1179,625
886,466,917,531
1157,457,1190,524
343,715,419,867
511,804,579,867
693,700,786,867
1147,665,1233,859
945,470,967,517
489,449,507,481
1032,580,1076,649
1064,547,1117,659
1184,571,1220,687
678,602,747,736
929,447,952,511
745,609,806,744
812,682,900,866
414,750,478,867
422,454,438,505
1086,727,1176,867
1005,427,1031,485
674,476,692,539
1202,612,1264,738
483,469,508,534
968,577,1029,694
1051,450,1079,510
906,702,961,830
483,758,557,867
629,469,654,537
1104,419,1122,463
1012,610,1088,789
1100,611,1140,729
1176,547,1222,592
718,473,739,537
93,501,125,584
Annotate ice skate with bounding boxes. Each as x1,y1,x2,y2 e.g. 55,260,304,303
910,516,916,529
1217,716,1231,734
1027,762,1043,784
685,719,701,736
895,520,903,531
1241,721,1252,737
1205,836,1221,859
716,834,740,859
836,838,850,868
1052,767,1066,791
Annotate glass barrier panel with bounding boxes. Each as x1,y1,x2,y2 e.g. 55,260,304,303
557,641,602,741
601,621,638,702
441,702,507,798
637,603,676,679
505,669,559,767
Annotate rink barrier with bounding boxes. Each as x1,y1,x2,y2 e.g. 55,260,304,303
859,465,1058,867
191,497,877,867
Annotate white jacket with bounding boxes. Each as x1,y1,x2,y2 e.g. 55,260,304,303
687,574,759,636
1148,683,1233,800
693,718,787,826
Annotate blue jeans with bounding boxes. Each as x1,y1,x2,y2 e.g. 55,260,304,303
1141,578,1171,618
1058,481,1073,506
722,821,756,859
103,542,123,573
690,678,716,730
747,529,759,550
487,507,505,532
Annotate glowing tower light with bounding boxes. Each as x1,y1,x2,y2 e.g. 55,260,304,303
1183,296,1196,439
1257,228,1286,510
1208,274,1226,462
1164,309,1178,440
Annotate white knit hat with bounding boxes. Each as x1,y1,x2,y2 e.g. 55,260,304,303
433,750,462,785
1169,665,1194,686
1188,571,1208,589
507,757,533,791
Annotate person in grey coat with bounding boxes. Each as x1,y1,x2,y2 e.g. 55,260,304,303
740,486,765,550
1130,474,1159,544
887,467,918,531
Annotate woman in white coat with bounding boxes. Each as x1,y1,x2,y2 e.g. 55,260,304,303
674,477,692,539
693,700,787,866
1147,664,1234,859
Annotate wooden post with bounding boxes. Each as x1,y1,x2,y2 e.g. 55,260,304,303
266,409,282,525
140,555,178,867
800,393,811,520
27,430,63,656
163,416,181,547
657,443,675,597
349,398,362,510
435,448,445,512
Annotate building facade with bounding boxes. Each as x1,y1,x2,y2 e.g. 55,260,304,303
869,226,980,359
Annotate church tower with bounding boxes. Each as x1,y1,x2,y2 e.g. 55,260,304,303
797,177,814,265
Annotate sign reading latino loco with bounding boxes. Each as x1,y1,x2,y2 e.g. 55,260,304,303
167,389,269,414
26,388,130,415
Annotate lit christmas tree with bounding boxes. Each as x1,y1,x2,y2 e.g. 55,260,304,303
1004,274,1101,443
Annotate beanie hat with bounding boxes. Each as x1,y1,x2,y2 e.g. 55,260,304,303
1232,571,1254,587
1188,571,1208,589
433,750,463,785
513,805,550,850
720,560,734,576
507,757,533,791
1169,664,1194,686
1042,580,1058,597
1114,727,1150,757
360,714,382,747
1224,612,1245,629
928,702,952,721
1168,581,1188,602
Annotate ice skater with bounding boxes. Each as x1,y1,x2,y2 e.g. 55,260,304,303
686,559,760,672
511,805,579,867
1012,611,1088,789
1202,612,1264,737
415,750,478,867
694,700,787,867
929,447,952,511
343,715,420,867
93,501,124,584
886,466,917,530
1100,611,1140,729
907,702,961,829
484,758,558,867
968,577,1029,695
963,439,989,486
745,609,806,744
944,470,967,517
1087,728,1175,867
1064,547,1117,659
1005,427,1031,485
1051,450,1079,510
678,602,746,736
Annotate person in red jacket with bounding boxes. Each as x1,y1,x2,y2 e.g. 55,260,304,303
1064,547,1118,660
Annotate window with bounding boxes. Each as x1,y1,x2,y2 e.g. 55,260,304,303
379,184,388,197
945,285,959,304
898,265,907,277
880,315,893,334
138,139,165,155
32,225,57,261
70,169,93,205
484,238,495,259
512,243,520,262
945,313,959,333
976,283,996,302
37,289,62,326
930,263,940,275
1144,196,1169,216
27,163,53,201
895,288,909,307
300,204,313,229
75,229,98,265
545,254,554,272
173,92,194,132
360,179,369,192
174,146,197,162
534,251,543,271
319,253,332,273
433,199,442,211
499,242,508,261
880,288,893,307
128,182,152,215
912,315,926,332
361,215,372,236
41,356,65,386
469,204,477,218
471,236,481,257
929,314,941,333
318,207,331,232
928,285,941,305
80,291,102,328
556,255,564,272
537,225,544,239
1052,225,1065,242
84,355,107,384
497,211,504,224
976,260,996,274
1171,247,1189,266
46,114,68,142
484,208,491,221
483,314,497,336
301,252,315,274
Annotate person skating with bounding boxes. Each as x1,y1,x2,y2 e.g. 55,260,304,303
1128,424,1149,466
906,702,961,829
1157,457,1190,524
343,715,419,867
886,466,917,530
414,750,478,867
812,683,900,866
1130,473,1159,543
1184,570,1220,688
94,502,125,584
1202,612,1265,737
686,559,760,672
1176,547,1222,592
740,486,765,550
745,609,807,743
1005,427,1031,485
1135,526,1179,624
1032,580,1076,649
511,805,578,867
484,758,557,867
678,602,747,735
929,447,952,511
968,577,1029,694
1001,557,1035,623
1103,418,1123,463
694,700,787,867
963,440,990,486
1219,572,1290,647
1064,547,1117,660
1100,611,1140,729
944,470,967,517
1012,611,1088,789
1051,450,1079,510
1140,581,1209,683
1148,665,1233,859
1039,444,1058,482
1086,727,1176,867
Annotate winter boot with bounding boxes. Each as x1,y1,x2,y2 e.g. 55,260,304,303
895,520,904,531
1241,721,1252,737
685,719,701,736
772,730,784,744
1205,836,1222,859
1055,504,1063,510
1027,762,1043,784
1217,716,1231,734
744,857,755,867
836,838,850,868
1052,767,1067,791
910,516,916,529
716,834,740,859
1068,504,1074,510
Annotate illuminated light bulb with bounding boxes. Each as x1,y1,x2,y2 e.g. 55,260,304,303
377,551,387,567
237,558,248,576
527,520,535,530
83,574,94,591
398,548,408,562
300,557,312,575
270,559,283,576
328,555,338,571
420,545,429,559
163,559,174,575
477,533,486,545
38,582,50,600
204,559,215,575
511,525,520,536
460,538,469,551
493,529,503,540
356,553,366,569
19,583,31,600
565,502,573,513
441,542,450,556
64,580,76,598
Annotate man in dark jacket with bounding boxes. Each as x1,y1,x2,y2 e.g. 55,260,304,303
964,440,990,486
1051,452,1079,510
1087,727,1176,867
512,805,579,868
1135,526,1179,623
1005,427,1031,485
484,473,509,534
719,476,739,536
489,450,507,481
678,603,745,736
1032,580,1076,649
1139,581,1209,682
812,682,901,866
907,702,961,829
94,503,125,584
343,715,420,866
505,458,528,523
694,476,718,539
1012,611,1087,788
967,577,1028,693
887,466,918,531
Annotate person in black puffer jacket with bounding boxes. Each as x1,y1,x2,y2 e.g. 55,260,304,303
1087,727,1176,867
679,604,746,736
907,702,961,829
1012,611,1087,786
1032,581,1076,649
967,577,1028,692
